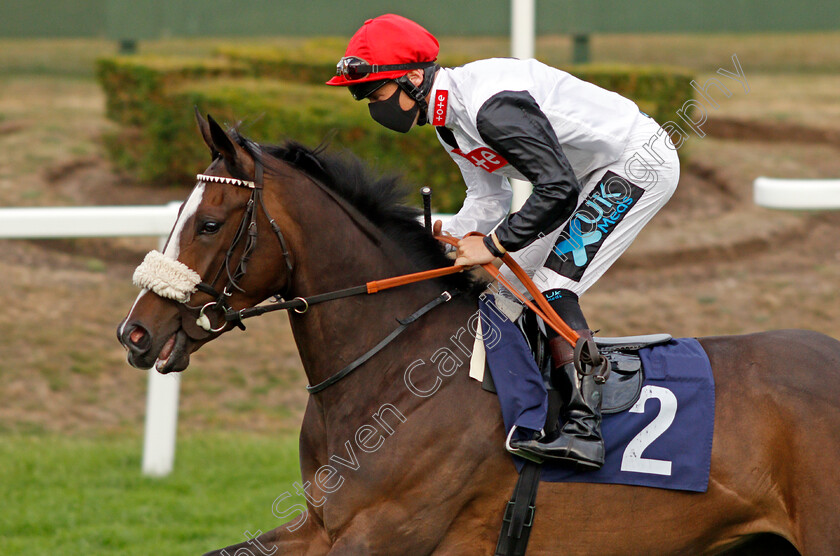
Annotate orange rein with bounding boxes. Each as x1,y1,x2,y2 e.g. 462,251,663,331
365,233,580,347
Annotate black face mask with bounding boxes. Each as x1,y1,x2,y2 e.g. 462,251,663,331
368,87,418,133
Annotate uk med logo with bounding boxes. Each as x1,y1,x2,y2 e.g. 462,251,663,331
553,222,602,267
545,171,645,281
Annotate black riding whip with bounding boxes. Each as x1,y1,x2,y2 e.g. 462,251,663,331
421,186,432,233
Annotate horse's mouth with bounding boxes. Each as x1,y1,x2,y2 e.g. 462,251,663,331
154,329,190,374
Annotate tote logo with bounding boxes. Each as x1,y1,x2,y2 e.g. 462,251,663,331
545,172,645,281
432,90,448,126
452,147,508,173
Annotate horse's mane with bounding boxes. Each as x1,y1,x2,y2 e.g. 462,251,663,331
230,131,478,293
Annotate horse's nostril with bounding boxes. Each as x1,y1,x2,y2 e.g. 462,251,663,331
121,322,151,353
130,327,146,346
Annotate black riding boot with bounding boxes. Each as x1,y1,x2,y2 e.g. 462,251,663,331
545,331,605,468
510,291,605,470
511,332,605,469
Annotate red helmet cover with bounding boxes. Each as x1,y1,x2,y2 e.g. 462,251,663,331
326,14,439,87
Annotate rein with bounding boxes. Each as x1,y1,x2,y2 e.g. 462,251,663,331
226,236,580,347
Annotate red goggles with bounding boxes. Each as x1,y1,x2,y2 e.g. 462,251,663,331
336,56,430,81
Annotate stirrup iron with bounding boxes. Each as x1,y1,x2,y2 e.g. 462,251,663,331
505,426,545,464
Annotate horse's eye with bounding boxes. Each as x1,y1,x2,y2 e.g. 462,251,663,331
199,221,222,235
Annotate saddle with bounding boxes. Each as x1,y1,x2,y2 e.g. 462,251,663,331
591,333,673,413
480,303,672,414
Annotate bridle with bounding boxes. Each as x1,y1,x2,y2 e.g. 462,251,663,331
185,155,294,333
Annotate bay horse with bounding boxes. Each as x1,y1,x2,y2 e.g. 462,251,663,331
118,113,840,555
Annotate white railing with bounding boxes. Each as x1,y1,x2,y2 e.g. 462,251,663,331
0,204,182,239
754,177,840,210
0,202,182,477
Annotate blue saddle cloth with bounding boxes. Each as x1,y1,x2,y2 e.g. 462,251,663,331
479,297,715,493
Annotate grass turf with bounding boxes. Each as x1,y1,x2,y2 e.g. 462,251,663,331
0,432,303,555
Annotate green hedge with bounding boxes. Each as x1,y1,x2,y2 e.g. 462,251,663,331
213,37,346,84
97,45,694,212
95,55,249,125
96,50,694,128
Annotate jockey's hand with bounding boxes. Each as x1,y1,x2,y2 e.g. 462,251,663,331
433,220,459,259
455,235,496,267
432,220,449,237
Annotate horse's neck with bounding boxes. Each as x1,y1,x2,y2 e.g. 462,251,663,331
276,180,463,397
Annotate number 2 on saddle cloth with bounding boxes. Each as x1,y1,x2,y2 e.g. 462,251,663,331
477,295,715,493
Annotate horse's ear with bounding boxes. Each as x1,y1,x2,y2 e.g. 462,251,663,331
194,107,217,159
206,114,250,169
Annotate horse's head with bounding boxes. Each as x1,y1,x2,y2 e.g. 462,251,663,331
117,111,294,373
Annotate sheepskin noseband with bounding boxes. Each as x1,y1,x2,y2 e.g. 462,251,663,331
133,250,202,303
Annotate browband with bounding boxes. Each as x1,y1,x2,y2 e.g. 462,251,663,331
196,173,255,189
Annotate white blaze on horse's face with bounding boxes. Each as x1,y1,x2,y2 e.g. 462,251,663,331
119,182,207,339
166,182,206,259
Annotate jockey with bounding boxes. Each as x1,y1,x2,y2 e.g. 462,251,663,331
327,14,680,469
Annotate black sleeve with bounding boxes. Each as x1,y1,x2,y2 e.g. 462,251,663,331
476,90,582,252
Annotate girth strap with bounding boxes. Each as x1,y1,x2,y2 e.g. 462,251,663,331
495,460,542,556
306,290,454,394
